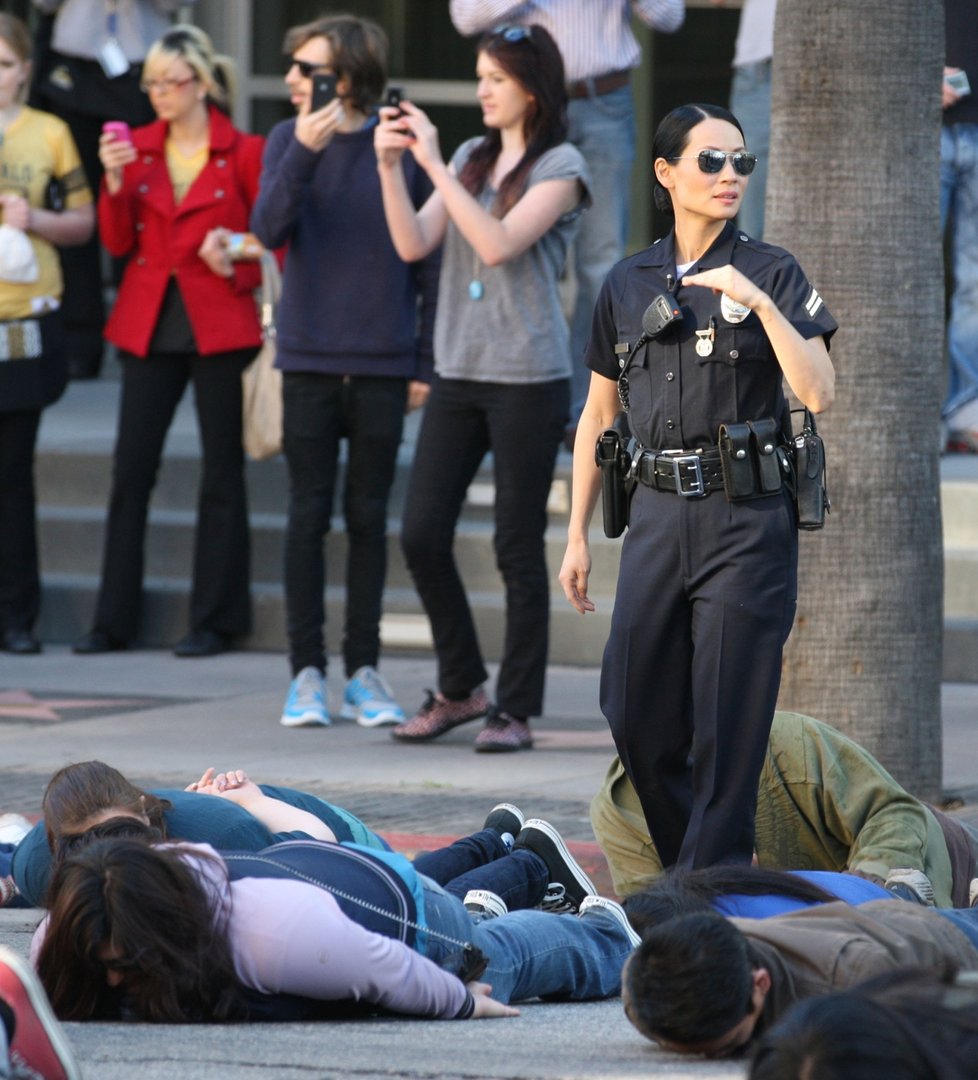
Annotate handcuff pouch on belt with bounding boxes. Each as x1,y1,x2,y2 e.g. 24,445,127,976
717,417,790,502
789,407,830,530
595,418,637,538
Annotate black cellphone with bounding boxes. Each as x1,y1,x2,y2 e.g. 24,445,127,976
386,86,404,114
311,73,337,111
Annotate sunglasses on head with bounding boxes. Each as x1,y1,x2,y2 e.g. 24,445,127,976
288,56,331,79
673,149,757,176
491,24,532,43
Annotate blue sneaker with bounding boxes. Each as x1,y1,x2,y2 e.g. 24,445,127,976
280,667,330,728
340,665,405,727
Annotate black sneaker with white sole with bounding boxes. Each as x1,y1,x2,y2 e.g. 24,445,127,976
483,803,525,849
513,819,596,912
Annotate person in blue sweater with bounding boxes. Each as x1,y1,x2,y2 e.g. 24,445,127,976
621,864,894,940
250,14,440,730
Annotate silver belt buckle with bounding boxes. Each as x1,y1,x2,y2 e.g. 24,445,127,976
661,451,705,497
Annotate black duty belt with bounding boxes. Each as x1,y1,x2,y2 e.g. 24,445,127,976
634,448,724,498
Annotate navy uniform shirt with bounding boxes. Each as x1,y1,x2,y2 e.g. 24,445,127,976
585,220,837,450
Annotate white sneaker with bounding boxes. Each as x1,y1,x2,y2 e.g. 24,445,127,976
884,868,936,906
578,895,641,948
340,665,405,727
280,667,330,727
463,889,508,921
0,814,31,845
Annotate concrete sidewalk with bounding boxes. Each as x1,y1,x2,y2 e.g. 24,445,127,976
0,648,747,1079
4,650,978,824
1,650,977,1078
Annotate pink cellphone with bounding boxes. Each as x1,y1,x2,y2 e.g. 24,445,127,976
102,121,132,144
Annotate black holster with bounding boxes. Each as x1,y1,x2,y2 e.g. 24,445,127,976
595,421,636,538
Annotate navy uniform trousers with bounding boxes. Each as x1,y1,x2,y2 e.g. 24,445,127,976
599,479,798,870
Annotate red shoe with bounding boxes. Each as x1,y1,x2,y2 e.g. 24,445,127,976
0,946,81,1080
392,688,488,742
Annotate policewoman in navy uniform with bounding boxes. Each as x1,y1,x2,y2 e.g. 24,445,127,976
559,104,837,871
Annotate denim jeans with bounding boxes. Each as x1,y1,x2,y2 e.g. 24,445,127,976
401,376,569,717
567,85,635,419
941,123,978,421
730,60,772,241
936,907,978,949
420,886,632,1004
282,372,407,676
413,829,548,909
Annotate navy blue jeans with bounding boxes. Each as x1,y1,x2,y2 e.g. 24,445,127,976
413,829,548,910
282,373,407,677
937,908,978,948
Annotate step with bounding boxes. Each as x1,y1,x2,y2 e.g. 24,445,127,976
36,578,615,674
31,400,978,679
37,508,624,595
943,480,978,545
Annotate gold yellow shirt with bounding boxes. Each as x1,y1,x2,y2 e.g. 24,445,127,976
165,138,207,205
0,106,92,320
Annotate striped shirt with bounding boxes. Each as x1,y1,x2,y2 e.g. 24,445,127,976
449,0,686,82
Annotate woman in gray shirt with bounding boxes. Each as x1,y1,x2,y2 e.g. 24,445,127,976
376,24,589,752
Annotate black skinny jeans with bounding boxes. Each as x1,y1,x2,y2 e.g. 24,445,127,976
401,375,569,719
0,410,42,632
92,348,255,642
282,372,407,678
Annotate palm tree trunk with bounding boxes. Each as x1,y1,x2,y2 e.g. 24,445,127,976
768,0,945,797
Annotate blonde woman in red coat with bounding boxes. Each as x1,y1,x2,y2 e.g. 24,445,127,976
74,25,264,658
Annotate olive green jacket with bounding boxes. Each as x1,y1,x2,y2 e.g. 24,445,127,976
591,711,970,905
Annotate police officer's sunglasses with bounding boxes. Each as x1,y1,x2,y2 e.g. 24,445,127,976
672,149,757,176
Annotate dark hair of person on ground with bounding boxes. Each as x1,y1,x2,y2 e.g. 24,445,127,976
51,815,164,875
652,102,745,215
457,24,569,216
622,911,764,1057
37,834,247,1023
749,968,978,1080
283,13,387,113
623,865,839,938
42,761,172,853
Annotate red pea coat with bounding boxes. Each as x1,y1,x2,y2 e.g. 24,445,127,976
100,104,264,358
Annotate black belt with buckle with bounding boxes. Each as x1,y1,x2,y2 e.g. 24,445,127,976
634,448,724,498
567,69,631,100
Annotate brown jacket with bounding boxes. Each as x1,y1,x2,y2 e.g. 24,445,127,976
736,899,978,1037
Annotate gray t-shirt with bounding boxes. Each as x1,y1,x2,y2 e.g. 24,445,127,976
433,139,590,384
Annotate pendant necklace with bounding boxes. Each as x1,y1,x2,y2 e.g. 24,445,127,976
468,248,483,301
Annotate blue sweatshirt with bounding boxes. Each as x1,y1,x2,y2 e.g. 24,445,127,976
251,116,439,380
713,870,893,919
